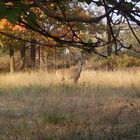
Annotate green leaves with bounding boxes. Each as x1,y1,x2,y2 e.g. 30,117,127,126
7,8,22,24
0,2,22,24
0,0,38,29
25,12,38,30
124,2,134,11
0,1,30,25
0,2,7,18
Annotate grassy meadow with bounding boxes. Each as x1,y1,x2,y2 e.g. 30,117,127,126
0,69,140,140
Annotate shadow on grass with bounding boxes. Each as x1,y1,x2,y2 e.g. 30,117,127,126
0,83,139,140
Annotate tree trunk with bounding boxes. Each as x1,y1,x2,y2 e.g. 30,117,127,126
107,22,112,56
20,42,26,71
31,39,36,69
9,45,14,73
40,47,45,70
44,49,50,72
54,47,57,71
38,46,40,67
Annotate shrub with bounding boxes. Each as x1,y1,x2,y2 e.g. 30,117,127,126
100,54,140,70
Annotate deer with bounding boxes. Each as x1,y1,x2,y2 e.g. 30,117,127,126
55,59,83,83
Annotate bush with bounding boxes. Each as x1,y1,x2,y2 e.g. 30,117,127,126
101,54,140,70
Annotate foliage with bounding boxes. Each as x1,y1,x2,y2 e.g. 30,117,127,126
0,0,139,56
102,54,140,70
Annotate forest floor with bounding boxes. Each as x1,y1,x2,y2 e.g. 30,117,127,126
0,70,140,140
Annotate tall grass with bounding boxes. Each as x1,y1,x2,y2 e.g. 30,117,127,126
0,70,139,88
0,70,140,140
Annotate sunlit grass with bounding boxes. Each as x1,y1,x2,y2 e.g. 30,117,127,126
0,69,139,88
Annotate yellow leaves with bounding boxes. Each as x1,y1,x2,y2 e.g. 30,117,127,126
0,40,4,48
77,31,84,38
47,37,53,41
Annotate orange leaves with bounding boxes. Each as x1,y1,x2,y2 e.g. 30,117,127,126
0,18,27,32
12,24,27,32
0,19,12,29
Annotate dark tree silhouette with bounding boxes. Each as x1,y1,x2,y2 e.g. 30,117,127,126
0,0,140,57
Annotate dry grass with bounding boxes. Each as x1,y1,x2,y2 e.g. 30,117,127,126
0,69,140,140
0,69,139,88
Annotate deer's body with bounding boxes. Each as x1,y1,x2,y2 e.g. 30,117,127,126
56,62,82,83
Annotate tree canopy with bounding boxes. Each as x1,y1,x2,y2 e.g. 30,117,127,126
0,0,140,56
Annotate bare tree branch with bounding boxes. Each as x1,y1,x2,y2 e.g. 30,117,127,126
125,16,140,45
34,0,113,23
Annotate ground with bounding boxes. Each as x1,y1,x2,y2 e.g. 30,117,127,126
0,70,140,140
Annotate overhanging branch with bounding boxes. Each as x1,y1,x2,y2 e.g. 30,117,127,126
34,0,112,23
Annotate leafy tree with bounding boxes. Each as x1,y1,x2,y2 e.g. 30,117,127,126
0,0,139,57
